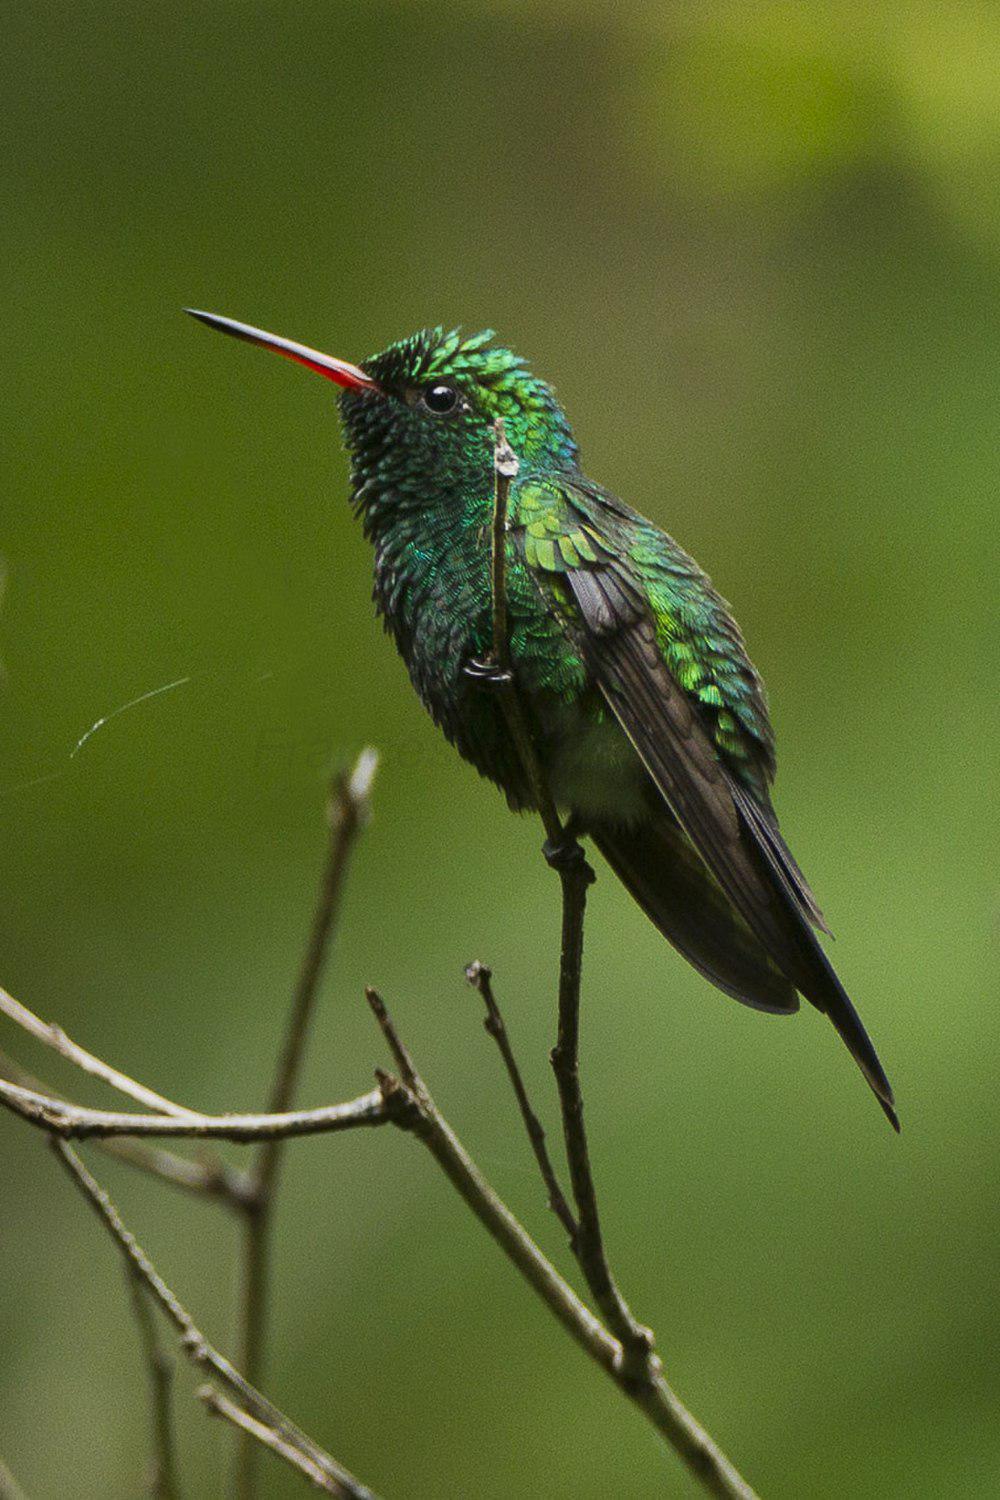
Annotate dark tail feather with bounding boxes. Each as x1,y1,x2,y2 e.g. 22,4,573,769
726,788,899,1131
812,973,900,1131
592,813,800,1015
595,806,899,1132
777,915,899,1131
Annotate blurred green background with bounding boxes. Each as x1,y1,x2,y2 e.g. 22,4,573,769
1,3,995,1496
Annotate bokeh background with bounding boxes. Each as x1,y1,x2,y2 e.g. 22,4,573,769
1,3,996,1496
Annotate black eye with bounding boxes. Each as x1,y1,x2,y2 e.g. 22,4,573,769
423,383,459,415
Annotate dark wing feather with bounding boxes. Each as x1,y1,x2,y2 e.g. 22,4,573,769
565,565,898,1128
729,782,830,935
591,813,799,1014
570,568,794,961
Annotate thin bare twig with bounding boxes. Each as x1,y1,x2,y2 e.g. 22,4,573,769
0,1075,388,1143
104,1139,255,1210
201,1389,345,1496
365,990,758,1500
365,986,418,1086
237,750,376,1500
467,418,563,848
464,960,577,1240
0,1050,252,1209
549,848,653,1365
51,1141,379,1500
488,421,517,668
0,988,196,1119
127,1268,180,1500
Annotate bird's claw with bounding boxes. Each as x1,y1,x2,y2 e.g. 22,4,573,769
464,657,512,692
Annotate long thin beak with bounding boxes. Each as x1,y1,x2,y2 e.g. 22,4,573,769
185,309,380,393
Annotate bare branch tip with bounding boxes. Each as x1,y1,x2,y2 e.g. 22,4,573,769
364,986,387,1024
366,989,418,1088
349,746,379,803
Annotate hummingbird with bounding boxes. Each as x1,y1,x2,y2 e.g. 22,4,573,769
187,309,897,1130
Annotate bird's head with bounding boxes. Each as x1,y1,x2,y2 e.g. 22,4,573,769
186,312,579,523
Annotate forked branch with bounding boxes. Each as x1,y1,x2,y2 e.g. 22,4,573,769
364,988,758,1500
2,963,757,1499
482,418,650,1344
464,960,577,1240
476,419,755,1492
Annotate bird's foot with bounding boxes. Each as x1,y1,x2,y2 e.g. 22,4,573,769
464,656,512,693
543,829,595,884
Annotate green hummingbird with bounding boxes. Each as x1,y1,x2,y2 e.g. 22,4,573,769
187,310,897,1130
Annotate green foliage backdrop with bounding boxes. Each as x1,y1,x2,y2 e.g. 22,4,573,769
1,3,995,1495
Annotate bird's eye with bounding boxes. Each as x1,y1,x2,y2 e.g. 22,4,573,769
423,383,459,415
